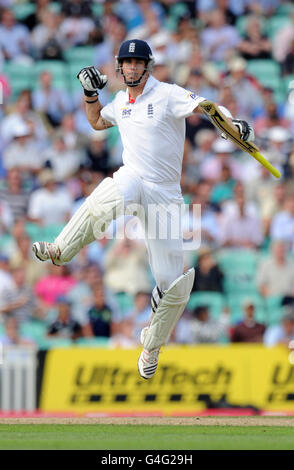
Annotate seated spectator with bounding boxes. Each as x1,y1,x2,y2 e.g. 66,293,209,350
199,138,242,182
31,9,63,60
220,187,263,249
223,56,264,120
42,136,84,182
32,71,73,127
264,308,294,347
270,193,294,252
1,89,48,146
24,0,53,31
2,121,43,173
114,290,151,343
0,198,13,236
27,169,73,225
262,126,291,175
0,266,37,322
0,254,15,313
59,2,95,48
84,282,113,338
230,298,266,343
282,38,294,76
257,240,294,300
104,235,151,296
84,130,111,177
0,168,31,222
0,316,35,346
175,305,230,344
47,296,82,341
238,15,272,60
272,10,294,63
0,8,31,61
200,9,241,62
192,247,224,293
34,264,76,308
9,232,48,287
209,163,236,205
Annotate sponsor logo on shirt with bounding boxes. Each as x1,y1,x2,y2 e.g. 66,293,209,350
147,103,153,118
187,92,197,100
121,107,132,118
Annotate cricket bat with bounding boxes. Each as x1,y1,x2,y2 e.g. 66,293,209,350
199,100,281,179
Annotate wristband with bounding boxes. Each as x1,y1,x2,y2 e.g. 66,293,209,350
84,89,98,97
85,98,99,104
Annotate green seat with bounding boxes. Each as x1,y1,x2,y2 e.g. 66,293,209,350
187,292,225,319
264,296,284,325
44,224,65,242
2,62,33,98
12,3,36,20
75,337,110,347
266,15,291,39
217,249,259,295
247,59,281,80
236,15,266,37
33,61,68,89
283,75,294,97
64,47,95,65
21,321,48,343
276,3,294,15
227,293,265,324
115,292,134,315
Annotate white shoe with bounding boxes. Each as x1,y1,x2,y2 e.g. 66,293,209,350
138,327,160,379
32,241,62,265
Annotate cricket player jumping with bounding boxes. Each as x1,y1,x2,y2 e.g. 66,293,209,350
32,39,255,379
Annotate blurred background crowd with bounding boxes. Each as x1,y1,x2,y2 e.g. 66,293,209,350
0,0,294,350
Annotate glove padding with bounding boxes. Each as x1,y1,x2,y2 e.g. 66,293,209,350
77,66,108,97
232,119,255,142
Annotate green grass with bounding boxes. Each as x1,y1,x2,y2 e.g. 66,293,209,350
0,424,294,450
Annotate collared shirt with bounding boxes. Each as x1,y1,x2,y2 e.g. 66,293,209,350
101,75,205,183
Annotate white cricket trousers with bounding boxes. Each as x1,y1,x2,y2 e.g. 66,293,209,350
113,166,184,291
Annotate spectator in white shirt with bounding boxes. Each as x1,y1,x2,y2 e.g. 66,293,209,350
0,8,31,61
28,168,73,225
270,193,294,252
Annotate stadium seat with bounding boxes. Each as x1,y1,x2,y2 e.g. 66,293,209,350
266,15,291,39
2,62,33,98
247,59,281,80
33,60,68,89
217,249,259,296
12,3,36,20
76,337,110,347
264,295,284,325
187,291,225,319
20,321,48,344
63,47,95,66
115,292,134,315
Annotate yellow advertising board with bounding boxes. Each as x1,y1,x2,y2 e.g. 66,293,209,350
40,345,294,414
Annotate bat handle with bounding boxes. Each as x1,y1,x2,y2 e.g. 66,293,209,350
252,151,281,179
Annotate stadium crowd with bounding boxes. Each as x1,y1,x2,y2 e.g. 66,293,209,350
0,0,294,349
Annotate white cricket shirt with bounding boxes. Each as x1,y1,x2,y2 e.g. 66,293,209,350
101,75,205,183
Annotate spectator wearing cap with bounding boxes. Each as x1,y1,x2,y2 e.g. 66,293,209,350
230,298,266,343
199,137,243,182
258,240,294,300
270,193,294,252
27,168,73,225
2,120,42,173
263,309,294,347
47,296,83,341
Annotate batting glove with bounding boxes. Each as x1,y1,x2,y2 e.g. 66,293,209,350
77,66,108,97
232,119,255,142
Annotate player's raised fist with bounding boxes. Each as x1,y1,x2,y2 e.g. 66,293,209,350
77,66,108,97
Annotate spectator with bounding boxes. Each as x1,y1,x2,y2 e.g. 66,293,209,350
32,71,73,127
238,15,272,60
84,282,113,338
42,136,84,182
270,193,294,252
34,264,76,307
104,235,151,296
2,120,43,173
59,1,95,48
220,186,263,249
0,198,13,236
117,290,151,343
199,138,242,182
0,316,35,346
192,247,224,293
282,38,294,76
0,8,31,62
84,130,111,177
209,163,236,204
230,298,266,343
272,10,294,63
0,254,14,313
257,240,294,300
0,266,37,322
175,305,230,344
47,296,82,341
0,168,30,222
31,8,63,60
200,9,241,62
27,169,73,225
264,308,294,347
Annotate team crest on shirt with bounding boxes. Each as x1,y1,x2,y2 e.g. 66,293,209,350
147,103,153,118
121,107,132,118
129,42,136,53
187,92,197,100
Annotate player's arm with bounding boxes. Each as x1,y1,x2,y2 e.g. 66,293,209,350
193,102,255,142
77,66,114,130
